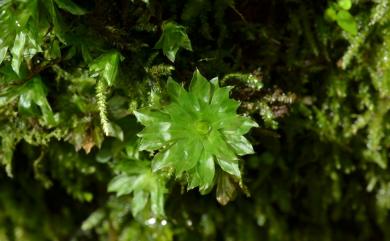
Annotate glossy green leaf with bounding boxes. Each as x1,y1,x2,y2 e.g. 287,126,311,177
152,149,172,171
188,150,214,192
174,139,202,175
134,109,170,126
164,102,195,125
11,32,27,75
189,69,211,103
336,10,357,35
196,150,215,189
54,0,87,15
108,174,137,196
131,191,148,215
0,46,7,65
215,115,258,135
211,86,239,113
204,129,237,161
217,158,240,177
154,21,192,62
90,51,122,86
102,52,121,86
149,181,165,216
166,77,186,102
46,39,61,59
223,133,254,155
138,122,172,151
152,140,198,175
42,0,66,41
18,77,55,125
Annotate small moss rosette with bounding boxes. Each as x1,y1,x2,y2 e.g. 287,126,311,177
134,70,258,191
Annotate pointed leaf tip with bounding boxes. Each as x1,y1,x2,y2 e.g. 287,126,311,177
167,77,186,101
217,159,241,178
190,69,211,103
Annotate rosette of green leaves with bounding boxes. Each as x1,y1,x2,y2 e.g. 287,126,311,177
108,160,167,217
134,70,258,192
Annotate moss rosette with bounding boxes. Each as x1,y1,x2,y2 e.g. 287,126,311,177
134,70,258,192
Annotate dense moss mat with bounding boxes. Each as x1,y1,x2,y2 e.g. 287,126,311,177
1,0,390,240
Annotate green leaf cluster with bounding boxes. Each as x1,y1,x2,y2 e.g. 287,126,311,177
135,70,257,193
154,21,192,62
1,0,390,241
325,0,357,35
108,160,166,216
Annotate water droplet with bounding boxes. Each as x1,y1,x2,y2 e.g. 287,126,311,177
146,217,156,225
186,220,192,226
